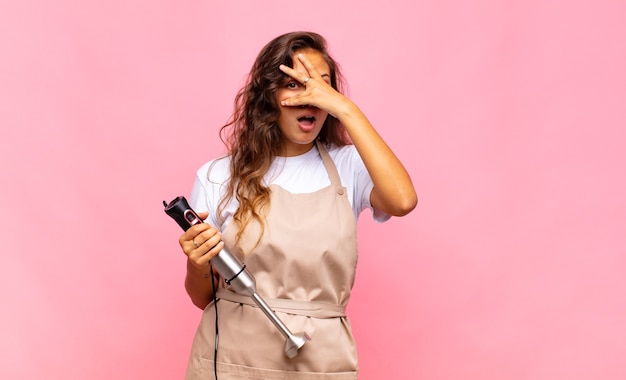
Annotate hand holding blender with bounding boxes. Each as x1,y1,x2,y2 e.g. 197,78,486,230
163,196,310,358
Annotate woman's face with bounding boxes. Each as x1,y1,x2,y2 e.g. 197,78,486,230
275,49,331,156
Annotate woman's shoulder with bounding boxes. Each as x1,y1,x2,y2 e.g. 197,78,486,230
196,155,231,186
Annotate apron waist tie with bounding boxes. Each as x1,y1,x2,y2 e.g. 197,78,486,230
216,288,346,318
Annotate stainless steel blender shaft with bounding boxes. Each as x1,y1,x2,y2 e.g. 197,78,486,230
249,292,311,358
211,247,311,358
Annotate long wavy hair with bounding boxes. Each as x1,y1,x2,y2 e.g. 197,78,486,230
217,31,351,245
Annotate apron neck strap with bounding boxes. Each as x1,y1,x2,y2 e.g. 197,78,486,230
315,140,343,188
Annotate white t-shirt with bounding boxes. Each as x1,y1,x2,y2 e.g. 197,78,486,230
189,144,390,232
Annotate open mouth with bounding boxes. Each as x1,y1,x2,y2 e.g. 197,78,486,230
297,116,316,127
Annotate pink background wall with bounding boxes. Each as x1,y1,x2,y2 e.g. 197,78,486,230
1,1,625,379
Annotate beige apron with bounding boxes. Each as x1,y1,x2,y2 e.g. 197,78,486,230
186,141,359,380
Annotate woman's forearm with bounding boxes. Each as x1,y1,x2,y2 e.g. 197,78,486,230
185,260,218,310
338,102,417,216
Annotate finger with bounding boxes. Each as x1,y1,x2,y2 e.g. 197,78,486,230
190,227,222,254
189,240,224,268
280,93,310,107
205,240,224,260
179,224,217,261
295,53,318,78
279,63,314,85
178,223,210,247
195,229,223,251
196,211,209,221
279,64,306,83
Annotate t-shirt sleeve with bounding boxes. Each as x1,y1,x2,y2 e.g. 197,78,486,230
189,161,222,229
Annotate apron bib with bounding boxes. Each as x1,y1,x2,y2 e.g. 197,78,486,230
185,142,359,380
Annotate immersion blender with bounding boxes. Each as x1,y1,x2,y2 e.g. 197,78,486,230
163,196,310,358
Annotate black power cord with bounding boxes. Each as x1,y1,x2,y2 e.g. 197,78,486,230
210,266,219,380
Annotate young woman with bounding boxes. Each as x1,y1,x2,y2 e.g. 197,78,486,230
178,31,417,379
